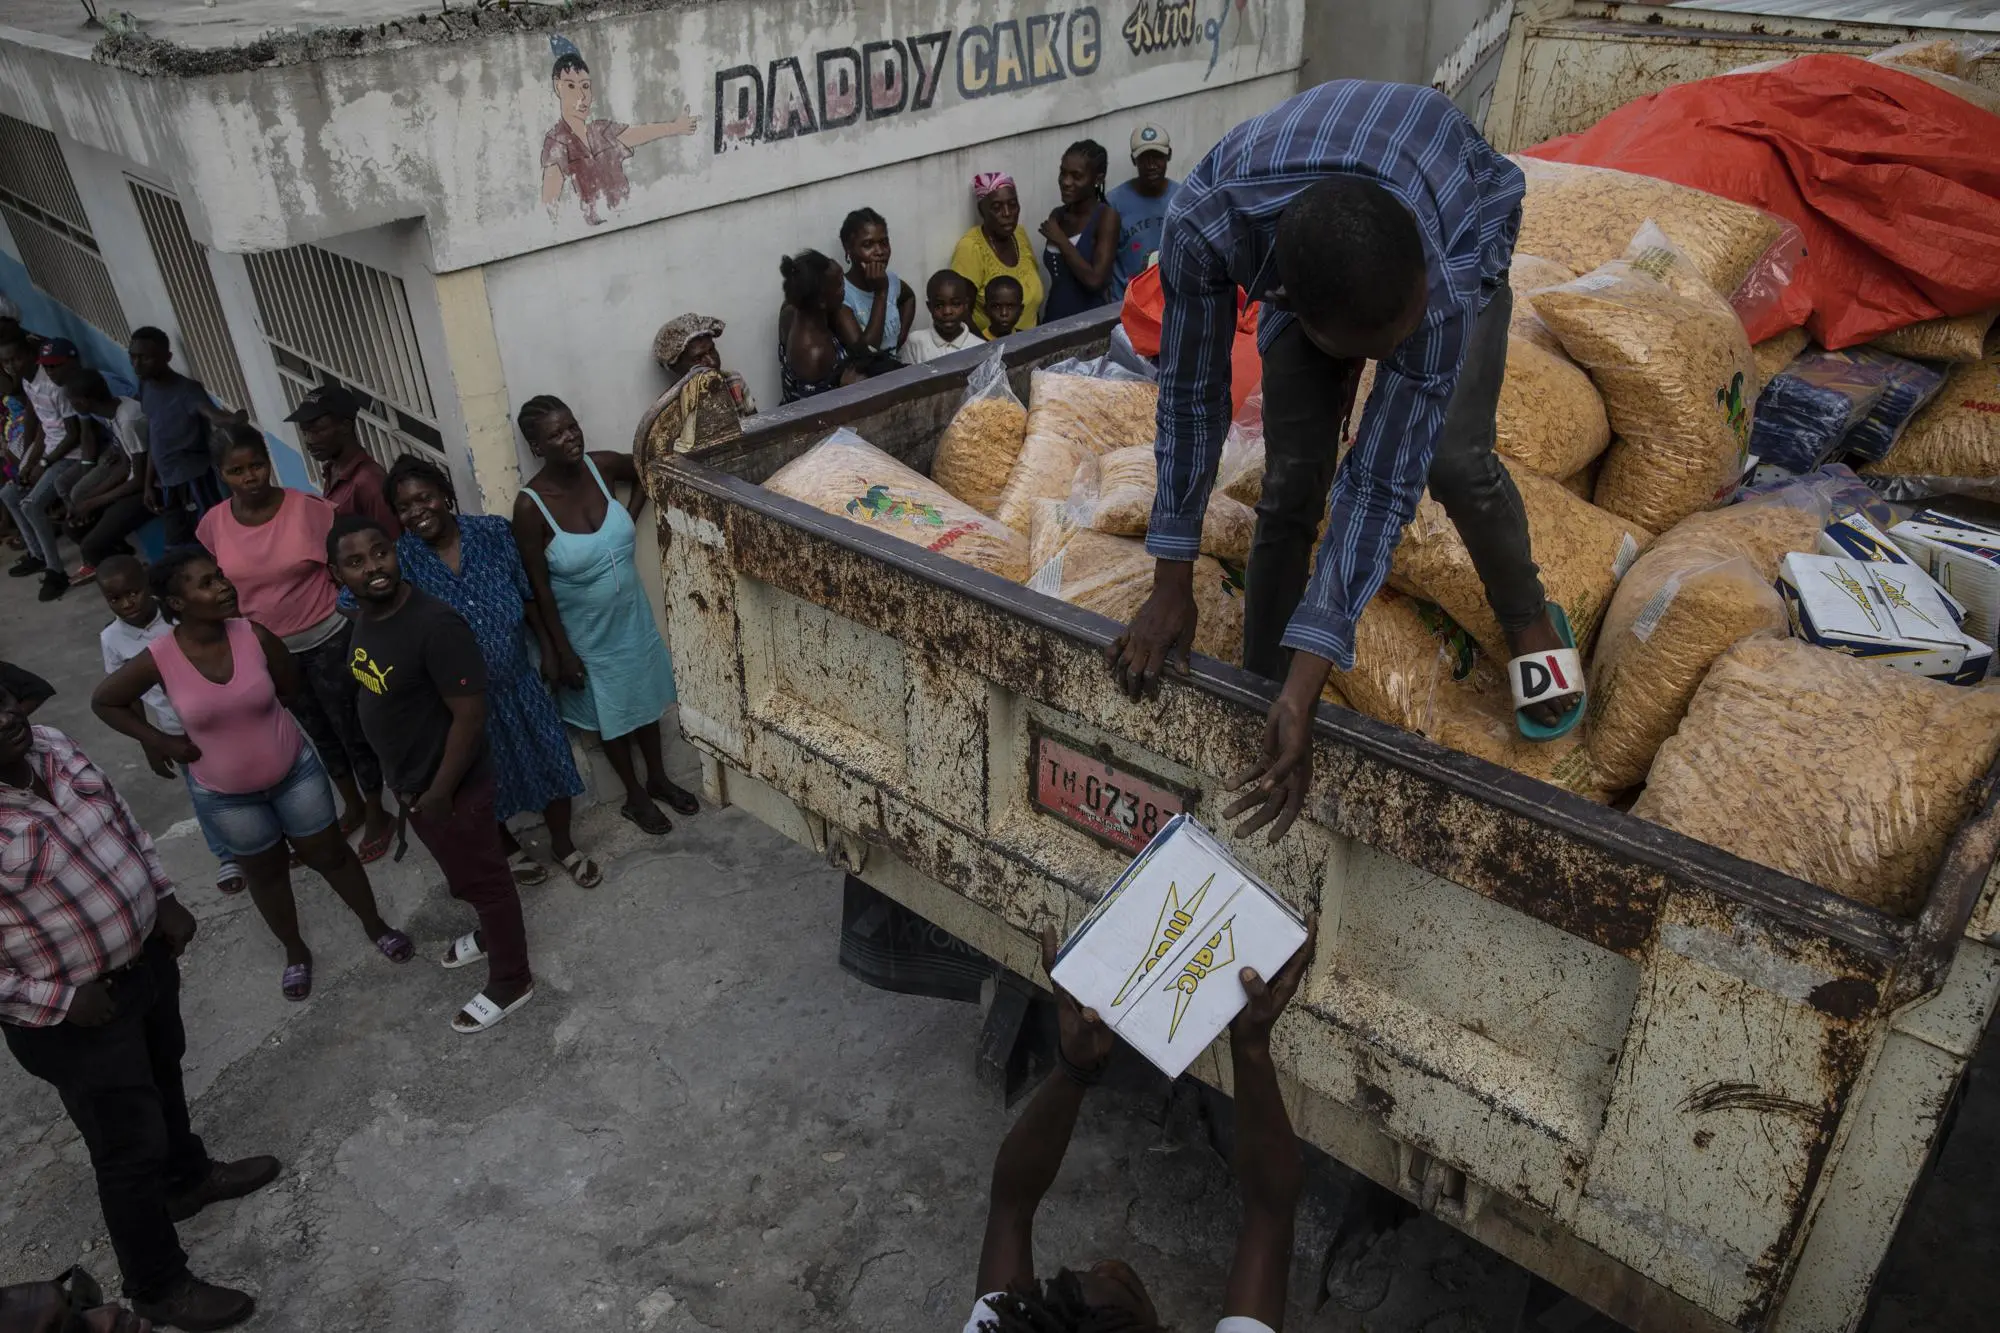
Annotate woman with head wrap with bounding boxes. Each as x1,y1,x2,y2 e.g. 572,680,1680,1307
651,313,756,416
540,34,701,226
949,171,1046,336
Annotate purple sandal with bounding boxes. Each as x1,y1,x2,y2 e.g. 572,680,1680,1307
281,963,312,1002
374,930,414,964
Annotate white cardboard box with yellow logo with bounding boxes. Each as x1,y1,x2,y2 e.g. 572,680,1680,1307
1779,552,1990,684
1051,815,1307,1078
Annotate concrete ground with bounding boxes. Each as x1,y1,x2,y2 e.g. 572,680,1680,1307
2,570,1994,1331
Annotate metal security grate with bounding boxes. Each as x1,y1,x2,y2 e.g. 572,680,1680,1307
242,242,444,470
0,115,129,342
127,181,254,416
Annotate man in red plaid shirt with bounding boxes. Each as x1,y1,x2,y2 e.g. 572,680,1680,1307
0,681,279,1331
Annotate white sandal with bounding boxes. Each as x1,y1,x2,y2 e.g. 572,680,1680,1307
452,986,534,1034
561,850,602,889
441,930,485,970
507,850,548,886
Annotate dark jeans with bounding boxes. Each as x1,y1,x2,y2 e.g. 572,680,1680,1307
80,493,155,565
291,625,383,794
409,767,533,994
3,935,210,1300
158,472,227,549
1243,282,1545,679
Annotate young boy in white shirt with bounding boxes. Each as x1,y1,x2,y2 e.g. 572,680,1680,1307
94,554,246,896
900,271,986,365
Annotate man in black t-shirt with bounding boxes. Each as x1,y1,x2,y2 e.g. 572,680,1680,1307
328,515,535,1035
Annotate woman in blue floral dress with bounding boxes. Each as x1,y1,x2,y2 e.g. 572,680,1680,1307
383,455,598,887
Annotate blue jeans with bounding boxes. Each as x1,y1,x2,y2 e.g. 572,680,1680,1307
184,742,339,857
183,768,242,882
1,457,85,566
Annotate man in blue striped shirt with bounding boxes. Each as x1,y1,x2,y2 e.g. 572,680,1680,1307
1107,81,1577,841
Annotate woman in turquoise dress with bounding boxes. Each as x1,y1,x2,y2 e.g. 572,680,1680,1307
511,394,699,835
384,454,599,887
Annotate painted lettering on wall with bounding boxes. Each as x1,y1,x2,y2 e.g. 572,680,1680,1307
713,9,1105,152
1121,0,1253,78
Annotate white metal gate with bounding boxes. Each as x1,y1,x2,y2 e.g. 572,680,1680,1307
126,180,254,416
0,114,129,342
241,243,446,470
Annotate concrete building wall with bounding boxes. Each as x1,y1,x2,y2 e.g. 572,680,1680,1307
1302,0,1516,120
479,71,1297,473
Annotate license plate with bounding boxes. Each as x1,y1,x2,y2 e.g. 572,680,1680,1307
1030,730,1188,856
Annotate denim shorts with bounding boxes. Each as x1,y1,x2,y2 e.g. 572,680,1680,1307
185,742,339,857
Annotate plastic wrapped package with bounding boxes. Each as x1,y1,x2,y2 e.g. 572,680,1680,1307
930,347,1029,516
1507,254,1578,354
1743,463,1901,528
1390,457,1652,663
1217,392,1266,505
1632,637,2000,915
1863,353,2000,479
1333,591,1607,800
1533,224,1756,532
1726,221,1809,347
1026,527,1245,665
1496,339,1612,478
1027,497,1086,572
1752,327,1810,394
993,369,1160,535
1868,38,1983,75
1843,355,1949,463
1562,455,1604,501
1072,447,1256,562
1584,496,1828,790
1870,308,1999,364
765,428,1033,582
1511,157,1788,298
1748,348,1896,472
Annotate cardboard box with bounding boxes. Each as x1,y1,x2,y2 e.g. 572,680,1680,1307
1779,553,1971,681
1890,522,2000,649
1948,632,1994,686
1051,815,1307,1079
1819,513,1967,625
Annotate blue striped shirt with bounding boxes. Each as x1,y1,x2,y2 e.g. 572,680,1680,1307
1146,81,1524,669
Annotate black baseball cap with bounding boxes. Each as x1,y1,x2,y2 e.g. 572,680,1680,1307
284,383,362,424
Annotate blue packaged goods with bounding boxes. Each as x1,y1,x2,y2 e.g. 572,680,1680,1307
1843,353,1948,463
1749,349,1894,472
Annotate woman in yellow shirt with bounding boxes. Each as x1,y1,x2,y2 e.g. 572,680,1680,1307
949,171,1046,336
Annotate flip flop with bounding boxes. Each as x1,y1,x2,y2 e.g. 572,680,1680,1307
374,929,415,964
452,986,535,1034
215,864,246,895
560,850,602,889
620,801,673,836
507,850,549,887
649,781,701,817
441,930,486,970
281,962,312,1001
1510,602,1587,743
357,825,395,865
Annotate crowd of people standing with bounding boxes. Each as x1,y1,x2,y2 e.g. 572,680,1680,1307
745,124,1184,405
0,113,1204,1333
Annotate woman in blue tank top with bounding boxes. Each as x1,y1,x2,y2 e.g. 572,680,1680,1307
836,207,916,367
1040,139,1122,322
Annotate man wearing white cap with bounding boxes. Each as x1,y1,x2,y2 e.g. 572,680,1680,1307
1107,123,1180,301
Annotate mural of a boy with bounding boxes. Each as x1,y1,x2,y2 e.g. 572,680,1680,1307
540,34,700,226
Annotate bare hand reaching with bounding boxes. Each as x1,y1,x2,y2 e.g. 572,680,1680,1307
1231,915,1318,1049
1041,925,1114,1072
1106,561,1198,700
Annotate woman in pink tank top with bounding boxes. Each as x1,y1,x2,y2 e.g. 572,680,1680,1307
93,548,412,1002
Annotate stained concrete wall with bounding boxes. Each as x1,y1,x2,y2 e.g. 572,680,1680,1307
1302,0,1515,121
0,0,1305,273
